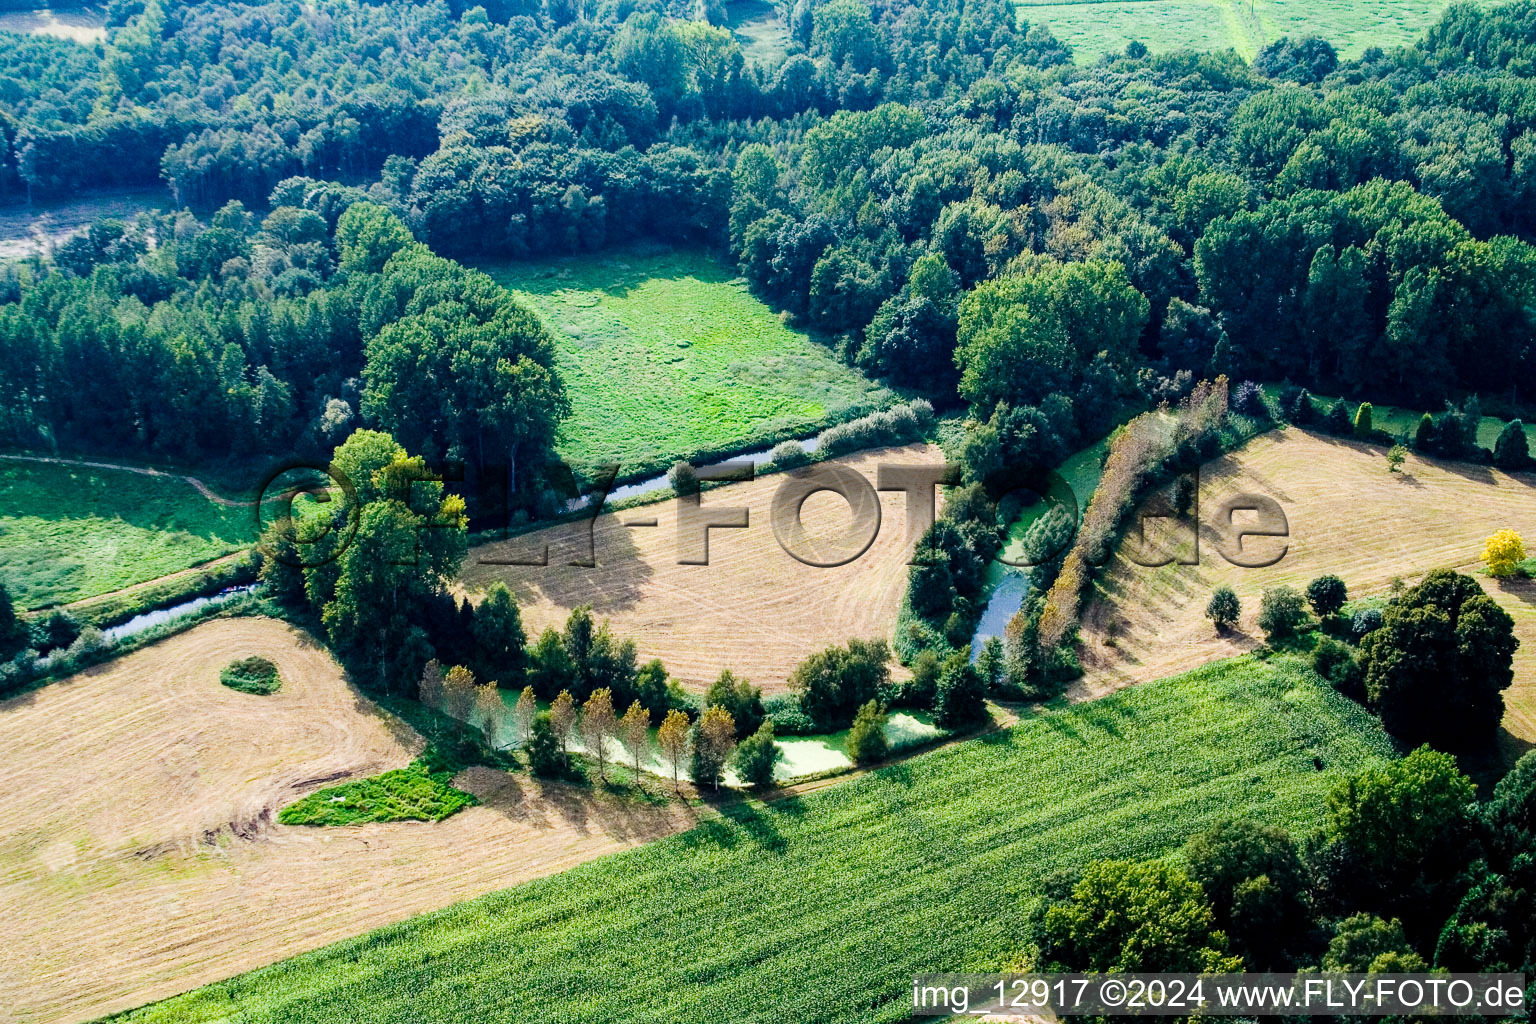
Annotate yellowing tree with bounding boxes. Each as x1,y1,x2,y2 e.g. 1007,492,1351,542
550,690,577,755
620,701,651,781
1482,529,1528,577
657,709,691,793
512,686,537,748
581,688,617,783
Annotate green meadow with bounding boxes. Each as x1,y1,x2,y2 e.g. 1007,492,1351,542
482,247,896,479
1019,0,1470,63
0,460,254,610
115,651,1392,1024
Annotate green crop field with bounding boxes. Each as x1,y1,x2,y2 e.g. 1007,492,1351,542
481,247,896,479
115,652,1392,1024
1018,0,1470,64
0,460,255,610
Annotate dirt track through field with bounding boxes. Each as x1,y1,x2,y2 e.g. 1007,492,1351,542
0,618,698,1024
0,454,255,506
1078,428,1536,751
462,443,947,693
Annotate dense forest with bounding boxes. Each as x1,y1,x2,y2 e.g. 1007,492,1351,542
2,0,1535,493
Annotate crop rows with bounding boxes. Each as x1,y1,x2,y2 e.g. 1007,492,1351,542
117,652,1392,1024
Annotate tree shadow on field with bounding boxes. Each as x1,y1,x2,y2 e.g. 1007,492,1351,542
1490,576,1536,607
467,508,654,615
1435,458,1497,487
467,769,689,844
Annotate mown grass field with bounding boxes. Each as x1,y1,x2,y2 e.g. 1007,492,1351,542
463,444,947,693
115,652,1392,1024
1077,427,1536,750
0,459,254,610
481,247,895,478
1018,0,1470,63
0,617,694,1024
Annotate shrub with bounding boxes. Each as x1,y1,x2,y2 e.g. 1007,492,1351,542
1230,380,1265,417
763,694,817,735
704,670,765,738
667,460,699,496
525,713,569,778
1279,385,1313,424
1354,402,1373,438
220,655,281,695
769,440,811,469
1350,607,1383,638
846,699,889,765
1312,636,1362,698
1306,575,1348,618
1493,420,1529,471
1325,399,1352,436
790,637,891,731
1482,529,1527,577
34,609,81,653
934,652,987,730
1257,586,1308,642
1205,586,1240,631
1386,445,1407,473
816,399,933,457
732,720,781,789
1414,412,1436,450
901,649,941,709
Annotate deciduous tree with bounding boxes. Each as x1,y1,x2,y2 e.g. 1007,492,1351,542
657,709,691,793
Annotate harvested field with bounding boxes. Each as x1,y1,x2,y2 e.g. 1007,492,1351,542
1078,427,1536,749
0,618,696,1024
463,444,947,693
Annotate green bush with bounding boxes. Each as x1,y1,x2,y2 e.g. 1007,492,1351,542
732,721,781,789
526,713,569,778
220,656,281,695
1306,575,1348,618
1257,586,1309,642
846,700,890,765
1206,586,1240,631
934,652,987,730
1312,636,1362,699
763,695,816,736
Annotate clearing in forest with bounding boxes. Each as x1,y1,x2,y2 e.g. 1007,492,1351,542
111,649,1392,1024
0,458,254,609
1018,0,1471,63
0,617,695,1024
462,444,947,694
481,247,895,478
1077,427,1536,749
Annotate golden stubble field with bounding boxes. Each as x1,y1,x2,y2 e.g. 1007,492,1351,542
1078,428,1536,750
462,444,947,694
0,617,697,1024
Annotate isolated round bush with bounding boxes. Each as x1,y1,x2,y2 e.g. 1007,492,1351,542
1205,585,1240,631
1257,586,1308,642
220,656,281,695
769,440,811,469
1305,575,1348,617
668,460,700,496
